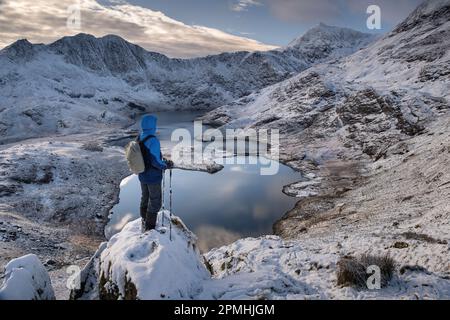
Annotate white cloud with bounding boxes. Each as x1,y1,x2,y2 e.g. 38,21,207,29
231,0,262,12
0,0,277,58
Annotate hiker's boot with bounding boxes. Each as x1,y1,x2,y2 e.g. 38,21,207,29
145,213,157,232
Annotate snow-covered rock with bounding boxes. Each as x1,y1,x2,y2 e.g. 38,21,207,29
286,22,377,55
0,254,55,300
94,212,209,300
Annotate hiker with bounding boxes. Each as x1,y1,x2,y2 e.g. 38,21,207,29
138,115,173,231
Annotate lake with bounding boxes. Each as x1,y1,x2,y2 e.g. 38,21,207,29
105,112,301,252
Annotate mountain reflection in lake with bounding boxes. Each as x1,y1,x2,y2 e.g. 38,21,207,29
106,112,301,252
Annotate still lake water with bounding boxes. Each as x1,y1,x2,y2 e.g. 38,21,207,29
105,112,301,251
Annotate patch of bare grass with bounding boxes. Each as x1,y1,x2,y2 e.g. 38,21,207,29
337,254,395,288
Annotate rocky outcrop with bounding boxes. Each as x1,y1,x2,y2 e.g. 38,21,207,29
73,212,210,300
1,39,41,61
0,254,55,300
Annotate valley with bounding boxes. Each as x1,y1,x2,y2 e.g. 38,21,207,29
0,0,449,300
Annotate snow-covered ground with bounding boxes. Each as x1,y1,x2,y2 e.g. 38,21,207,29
72,205,449,300
0,132,130,299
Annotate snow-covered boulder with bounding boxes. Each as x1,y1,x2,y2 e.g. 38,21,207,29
0,254,55,300
97,212,210,300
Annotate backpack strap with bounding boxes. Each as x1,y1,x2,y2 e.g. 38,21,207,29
138,135,161,171
137,134,155,144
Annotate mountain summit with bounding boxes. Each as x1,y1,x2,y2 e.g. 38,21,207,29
287,23,376,50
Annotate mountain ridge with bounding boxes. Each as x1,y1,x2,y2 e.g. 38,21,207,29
0,24,376,143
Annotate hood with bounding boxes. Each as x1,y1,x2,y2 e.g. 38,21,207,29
141,115,157,135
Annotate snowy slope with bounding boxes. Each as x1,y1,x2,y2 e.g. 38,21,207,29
0,25,374,143
73,210,450,300
202,0,450,156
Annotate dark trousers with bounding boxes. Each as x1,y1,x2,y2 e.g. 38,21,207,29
140,182,162,229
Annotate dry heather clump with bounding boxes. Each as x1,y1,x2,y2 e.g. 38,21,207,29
337,254,395,288
81,141,104,152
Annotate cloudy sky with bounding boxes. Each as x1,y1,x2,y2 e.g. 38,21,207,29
0,0,423,58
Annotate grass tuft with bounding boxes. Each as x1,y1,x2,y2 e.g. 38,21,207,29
337,254,395,288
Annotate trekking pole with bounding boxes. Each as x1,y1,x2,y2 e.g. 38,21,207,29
161,170,165,227
169,168,173,241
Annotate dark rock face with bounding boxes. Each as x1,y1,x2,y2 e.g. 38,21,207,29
49,34,149,75
1,39,38,61
337,89,424,136
337,89,388,125
0,184,21,197
99,270,138,300
419,63,450,82
9,164,53,184
126,102,146,112
336,89,429,158
383,1,450,64
393,1,450,34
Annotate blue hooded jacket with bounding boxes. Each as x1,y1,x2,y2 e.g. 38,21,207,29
138,115,167,184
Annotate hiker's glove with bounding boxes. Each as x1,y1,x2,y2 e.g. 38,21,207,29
166,160,174,169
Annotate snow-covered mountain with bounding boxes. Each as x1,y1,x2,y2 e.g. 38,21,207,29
0,24,374,143
200,0,450,290
287,22,377,53
202,0,449,156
